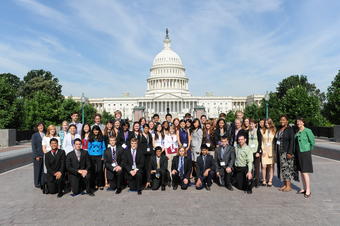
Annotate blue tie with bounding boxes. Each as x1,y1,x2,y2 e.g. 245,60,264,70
179,157,184,177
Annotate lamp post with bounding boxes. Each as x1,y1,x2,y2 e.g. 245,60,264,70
264,91,270,119
81,93,85,124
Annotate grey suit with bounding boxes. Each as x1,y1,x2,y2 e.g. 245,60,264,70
214,145,235,186
191,128,203,162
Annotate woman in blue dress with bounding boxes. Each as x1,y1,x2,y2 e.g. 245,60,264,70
177,119,192,160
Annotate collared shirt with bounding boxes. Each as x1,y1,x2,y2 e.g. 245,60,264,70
220,145,227,159
235,144,253,172
75,149,81,161
156,156,161,169
131,149,137,167
70,122,83,135
108,145,117,161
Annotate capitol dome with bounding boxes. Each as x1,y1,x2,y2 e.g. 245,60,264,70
146,29,190,97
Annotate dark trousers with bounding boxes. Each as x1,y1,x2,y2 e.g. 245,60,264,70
47,177,64,194
253,154,261,185
172,173,189,190
218,170,232,186
197,170,215,189
127,170,143,191
33,158,44,187
69,174,91,195
108,171,122,190
90,156,104,188
233,166,253,191
144,155,151,185
150,170,168,190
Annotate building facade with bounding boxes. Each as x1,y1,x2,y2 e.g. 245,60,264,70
73,30,264,121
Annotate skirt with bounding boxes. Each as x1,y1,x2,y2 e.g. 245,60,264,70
296,151,313,173
279,152,298,181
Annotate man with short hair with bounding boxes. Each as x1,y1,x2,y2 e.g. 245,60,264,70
195,144,216,191
165,113,172,126
66,138,94,196
233,135,254,194
149,146,169,191
69,112,83,135
215,136,235,190
200,115,207,128
230,118,248,147
122,138,145,195
152,114,160,124
91,113,105,132
45,138,65,197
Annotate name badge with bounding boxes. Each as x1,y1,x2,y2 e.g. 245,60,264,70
206,143,211,147
250,144,256,148
183,143,188,148
276,141,281,145
111,162,117,167
122,144,127,149
266,143,271,147
220,161,226,166
147,148,150,152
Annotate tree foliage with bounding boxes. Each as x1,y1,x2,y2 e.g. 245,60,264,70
225,110,235,123
101,110,115,124
244,104,261,121
323,70,340,124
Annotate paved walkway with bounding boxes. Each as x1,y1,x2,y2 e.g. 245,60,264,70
0,155,339,225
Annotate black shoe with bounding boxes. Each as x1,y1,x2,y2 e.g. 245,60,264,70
173,185,178,190
137,190,142,195
247,190,252,194
88,192,95,196
115,188,122,194
57,192,63,198
205,186,211,191
226,184,233,191
161,186,166,191
99,187,104,190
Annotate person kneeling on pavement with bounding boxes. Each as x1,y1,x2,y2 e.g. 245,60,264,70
195,144,216,191
149,146,169,191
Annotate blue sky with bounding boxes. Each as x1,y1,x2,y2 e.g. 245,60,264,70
0,0,339,98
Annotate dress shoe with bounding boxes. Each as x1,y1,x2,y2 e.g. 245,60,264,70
137,190,142,195
205,186,211,191
57,193,63,198
247,190,252,194
115,188,122,194
88,192,95,196
173,185,178,190
226,184,233,191
161,186,166,191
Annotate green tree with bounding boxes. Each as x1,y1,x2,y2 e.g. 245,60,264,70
323,71,340,124
244,104,261,121
225,110,235,123
0,73,22,128
83,103,97,125
22,69,63,100
101,110,115,124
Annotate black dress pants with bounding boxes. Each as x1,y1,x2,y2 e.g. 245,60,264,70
33,158,44,187
172,173,189,190
90,156,104,188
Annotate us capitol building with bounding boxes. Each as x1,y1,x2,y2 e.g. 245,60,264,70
74,30,263,120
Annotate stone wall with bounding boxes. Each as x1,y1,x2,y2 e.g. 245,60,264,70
0,129,16,147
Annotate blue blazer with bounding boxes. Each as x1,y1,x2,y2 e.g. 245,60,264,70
31,132,43,158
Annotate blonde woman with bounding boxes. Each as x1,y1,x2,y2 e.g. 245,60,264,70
261,118,276,187
42,125,61,153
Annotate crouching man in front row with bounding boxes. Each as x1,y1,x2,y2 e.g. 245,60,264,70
233,135,254,194
195,144,216,191
45,138,65,198
149,146,169,191
104,136,124,194
66,138,94,196
171,147,192,190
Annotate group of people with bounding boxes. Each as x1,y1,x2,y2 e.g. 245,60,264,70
31,110,315,198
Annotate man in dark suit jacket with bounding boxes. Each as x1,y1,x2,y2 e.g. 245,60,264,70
171,147,192,190
230,119,248,146
45,138,65,197
214,136,235,190
149,147,168,191
66,138,94,196
122,138,145,195
104,136,124,194
196,144,216,190
31,122,45,188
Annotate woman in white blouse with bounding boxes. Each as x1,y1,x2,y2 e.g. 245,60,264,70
42,125,61,153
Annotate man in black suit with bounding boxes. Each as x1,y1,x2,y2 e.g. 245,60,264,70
196,144,216,191
214,136,235,190
122,138,145,195
149,146,168,191
230,118,248,147
44,138,65,197
31,122,45,188
66,138,94,196
104,136,124,194
171,147,192,190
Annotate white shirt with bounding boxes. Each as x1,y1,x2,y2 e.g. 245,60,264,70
164,134,178,149
62,133,81,154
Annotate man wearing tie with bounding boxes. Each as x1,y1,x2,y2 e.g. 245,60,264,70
171,147,192,190
44,138,65,197
66,138,94,196
104,136,124,194
195,144,216,190
149,146,169,191
122,138,145,195
214,136,235,190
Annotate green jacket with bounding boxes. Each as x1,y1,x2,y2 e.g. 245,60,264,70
295,128,315,152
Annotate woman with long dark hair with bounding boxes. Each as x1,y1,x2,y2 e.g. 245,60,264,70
81,123,91,151
88,125,106,190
